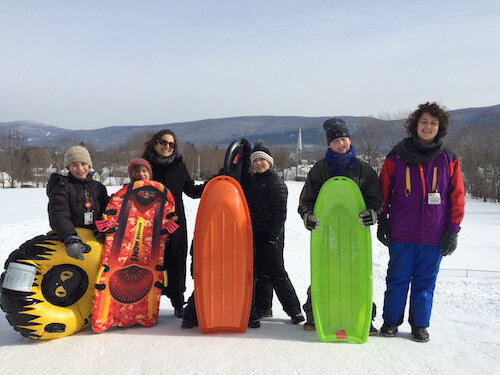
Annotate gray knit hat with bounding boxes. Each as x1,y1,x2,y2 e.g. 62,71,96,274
64,145,93,168
250,140,274,167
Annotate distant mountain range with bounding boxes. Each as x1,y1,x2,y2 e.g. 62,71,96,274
1,104,499,152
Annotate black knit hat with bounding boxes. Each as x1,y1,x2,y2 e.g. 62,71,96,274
323,118,351,144
250,140,274,167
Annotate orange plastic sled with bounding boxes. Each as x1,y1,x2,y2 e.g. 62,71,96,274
193,176,253,334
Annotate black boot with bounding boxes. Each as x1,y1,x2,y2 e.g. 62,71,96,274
303,309,315,330
181,318,198,329
369,303,377,335
411,326,430,342
248,319,261,328
380,322,398,337
172,295,185,318
291,313,305,325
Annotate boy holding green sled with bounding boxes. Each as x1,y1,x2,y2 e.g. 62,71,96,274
298,118,383,334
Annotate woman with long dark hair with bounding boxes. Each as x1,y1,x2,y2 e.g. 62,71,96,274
142,129,204,317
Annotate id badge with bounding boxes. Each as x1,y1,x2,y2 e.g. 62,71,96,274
84,211,94,225
428,192,441,205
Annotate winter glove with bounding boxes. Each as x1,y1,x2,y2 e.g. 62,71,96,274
358,208,378,227
377,220,390,247
303,213,320,231
440,230,458,256
64,235,90,260
241,139,252,154
266,240,277,249
94,230,106,243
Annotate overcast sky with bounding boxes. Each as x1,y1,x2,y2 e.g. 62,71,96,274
1,0,499,130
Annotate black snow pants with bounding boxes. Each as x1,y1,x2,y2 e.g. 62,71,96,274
254,233,301,317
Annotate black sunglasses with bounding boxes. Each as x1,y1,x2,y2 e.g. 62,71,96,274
156,139,176,148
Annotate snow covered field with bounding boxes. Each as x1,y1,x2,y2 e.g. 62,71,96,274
0,182,499,375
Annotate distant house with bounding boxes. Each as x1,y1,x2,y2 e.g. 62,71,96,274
102,176,129,186
0,172,12,188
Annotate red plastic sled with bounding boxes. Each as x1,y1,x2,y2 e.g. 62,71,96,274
193,176,253,334
92,180,176,333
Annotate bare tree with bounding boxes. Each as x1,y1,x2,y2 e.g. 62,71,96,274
0,127,26,187
197,144,225,180
355,118,383,169
28,146,52,186
181,142,199,177
453,124,500,201
271,145,294,173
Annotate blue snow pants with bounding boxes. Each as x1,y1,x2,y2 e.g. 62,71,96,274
382,241,442,328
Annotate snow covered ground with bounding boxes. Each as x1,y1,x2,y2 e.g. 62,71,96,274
0,182,499,375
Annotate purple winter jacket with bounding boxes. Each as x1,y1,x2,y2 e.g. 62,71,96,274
379,138,465,246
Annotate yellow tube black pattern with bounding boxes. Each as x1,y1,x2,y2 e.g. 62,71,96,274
0,228,102,340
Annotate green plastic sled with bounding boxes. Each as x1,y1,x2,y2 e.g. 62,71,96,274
310,176,373,343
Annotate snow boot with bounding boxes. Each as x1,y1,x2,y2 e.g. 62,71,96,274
369,303,377,335
181,318,198,329
291,313,305,325
174,305,185,318
171,295,186,318
303,321,315,330
411,326,430,342
380,322,398,337
303,301,315,330
248,319,261,328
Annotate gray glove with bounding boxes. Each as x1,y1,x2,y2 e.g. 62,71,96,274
358,208,378,227
303,213,320,231
440,230,458,256
64,235,89,260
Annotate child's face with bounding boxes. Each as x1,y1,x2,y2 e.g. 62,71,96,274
132,166,151,181
416,112,439,145
329,137,351,154
67,162,90,180
252,158,271,173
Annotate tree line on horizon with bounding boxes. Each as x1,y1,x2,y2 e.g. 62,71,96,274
0,125,498,202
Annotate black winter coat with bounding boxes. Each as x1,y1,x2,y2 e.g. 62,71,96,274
246,169,287,243
298,157,383,217
46,173,109,241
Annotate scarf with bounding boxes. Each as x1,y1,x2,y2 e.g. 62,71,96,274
393,135,444,165
325,145,358,177
146,151,180,167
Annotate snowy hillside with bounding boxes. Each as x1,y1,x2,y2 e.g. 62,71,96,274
0,182,499,375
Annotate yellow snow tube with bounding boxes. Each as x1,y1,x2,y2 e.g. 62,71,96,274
0,228,102,339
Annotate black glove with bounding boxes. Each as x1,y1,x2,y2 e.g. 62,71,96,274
440,230,458,256
94,231,106,243
358,208,378,227
377,220,390,246
266,240,278,250
241,139,252,154
64,235,90,260
303,213,320,231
